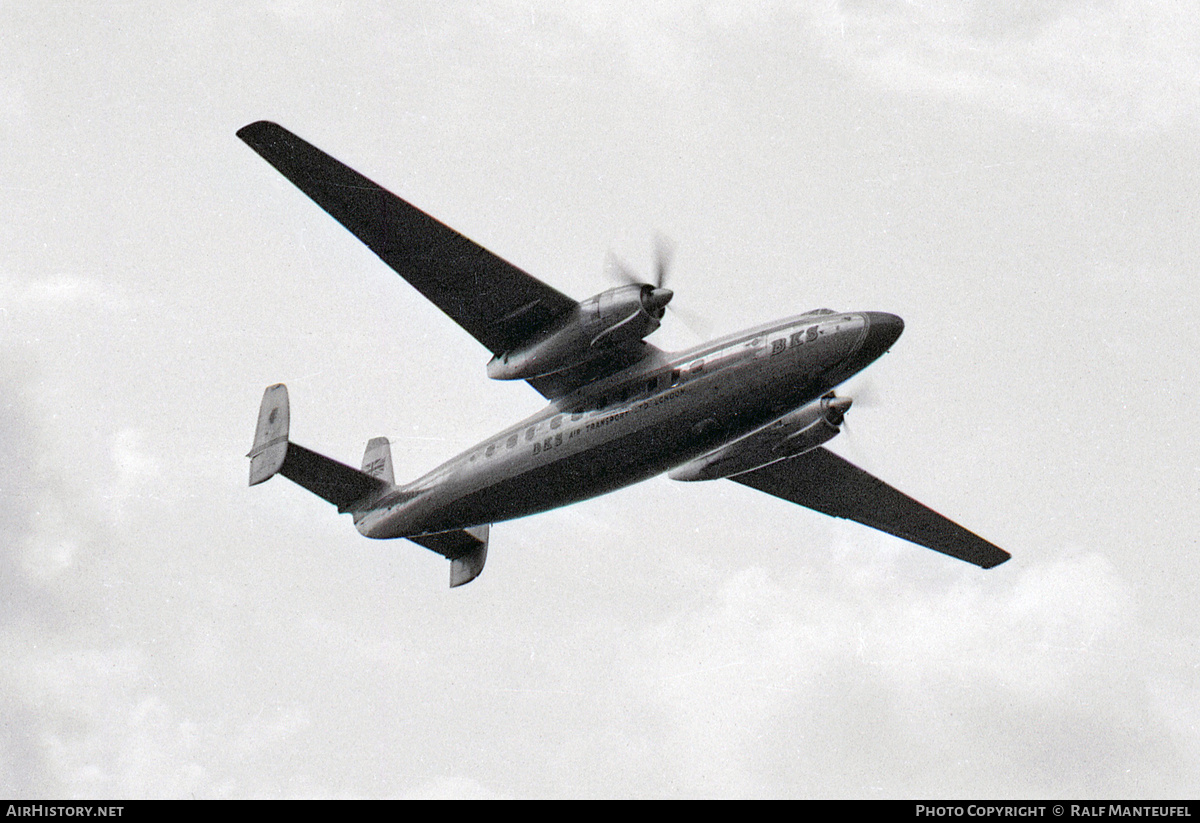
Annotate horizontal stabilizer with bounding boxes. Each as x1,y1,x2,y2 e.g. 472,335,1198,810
731,447,1010,569
247,383,391,512
280,443,391,513
408,525,490,587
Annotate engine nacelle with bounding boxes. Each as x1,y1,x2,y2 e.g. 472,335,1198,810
669,394,851,481
487,284,672,380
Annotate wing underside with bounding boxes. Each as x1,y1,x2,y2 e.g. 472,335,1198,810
237,121,578,357
730,447,1010,568
524,341,661,400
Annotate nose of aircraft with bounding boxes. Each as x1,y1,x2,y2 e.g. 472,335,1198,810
864,312,904,357
836,312,903,378
839,311,903,377
827,312,904,382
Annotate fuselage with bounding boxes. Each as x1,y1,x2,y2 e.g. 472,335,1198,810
354,310,903,539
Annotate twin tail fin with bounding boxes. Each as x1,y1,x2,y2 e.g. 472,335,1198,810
361,436,395,484
248,383,290,486
247,383,390,513
248,384,490,586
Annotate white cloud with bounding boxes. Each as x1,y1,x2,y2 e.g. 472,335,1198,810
619,547,1189,795
104,428,161,526
501,0,1200,132
2,1,1197,798
822,0,1200,132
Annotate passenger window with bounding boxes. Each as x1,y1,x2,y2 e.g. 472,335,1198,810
526,426,536,441
507,434,518,449
671,369,681,386
550,415,561,429
646,377,657,393
486,444,496,457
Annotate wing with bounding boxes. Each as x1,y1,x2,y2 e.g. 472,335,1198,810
730,447,1010,569
524,341,664,399
237,121,578,357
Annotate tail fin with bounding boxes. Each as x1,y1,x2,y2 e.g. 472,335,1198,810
408,525,490,587
247,383,391,512
248,383,289,485
362,437,395,484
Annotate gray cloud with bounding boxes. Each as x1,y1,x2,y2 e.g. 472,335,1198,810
1,0,1196,798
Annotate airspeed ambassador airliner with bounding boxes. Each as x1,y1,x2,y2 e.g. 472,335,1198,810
240,121,1010,587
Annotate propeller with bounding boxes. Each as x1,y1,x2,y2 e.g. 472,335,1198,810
606,235,710,337
652,234,674,289
606,251,643,288
821,385,883,470
609,234,674,288
834,374,880,414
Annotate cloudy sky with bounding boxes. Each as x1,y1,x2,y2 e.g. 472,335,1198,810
3,0,1199,798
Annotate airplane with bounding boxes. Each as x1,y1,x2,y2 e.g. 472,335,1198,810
239,121,1010,587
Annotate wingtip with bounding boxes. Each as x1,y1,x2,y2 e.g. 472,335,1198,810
984,550,1012,569
236,120,281,143
974,545,1012,569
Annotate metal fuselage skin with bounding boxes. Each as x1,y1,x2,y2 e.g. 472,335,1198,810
354,310,903,539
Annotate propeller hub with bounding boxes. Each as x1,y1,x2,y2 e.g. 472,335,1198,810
823,395,852,426
644,286,673,314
